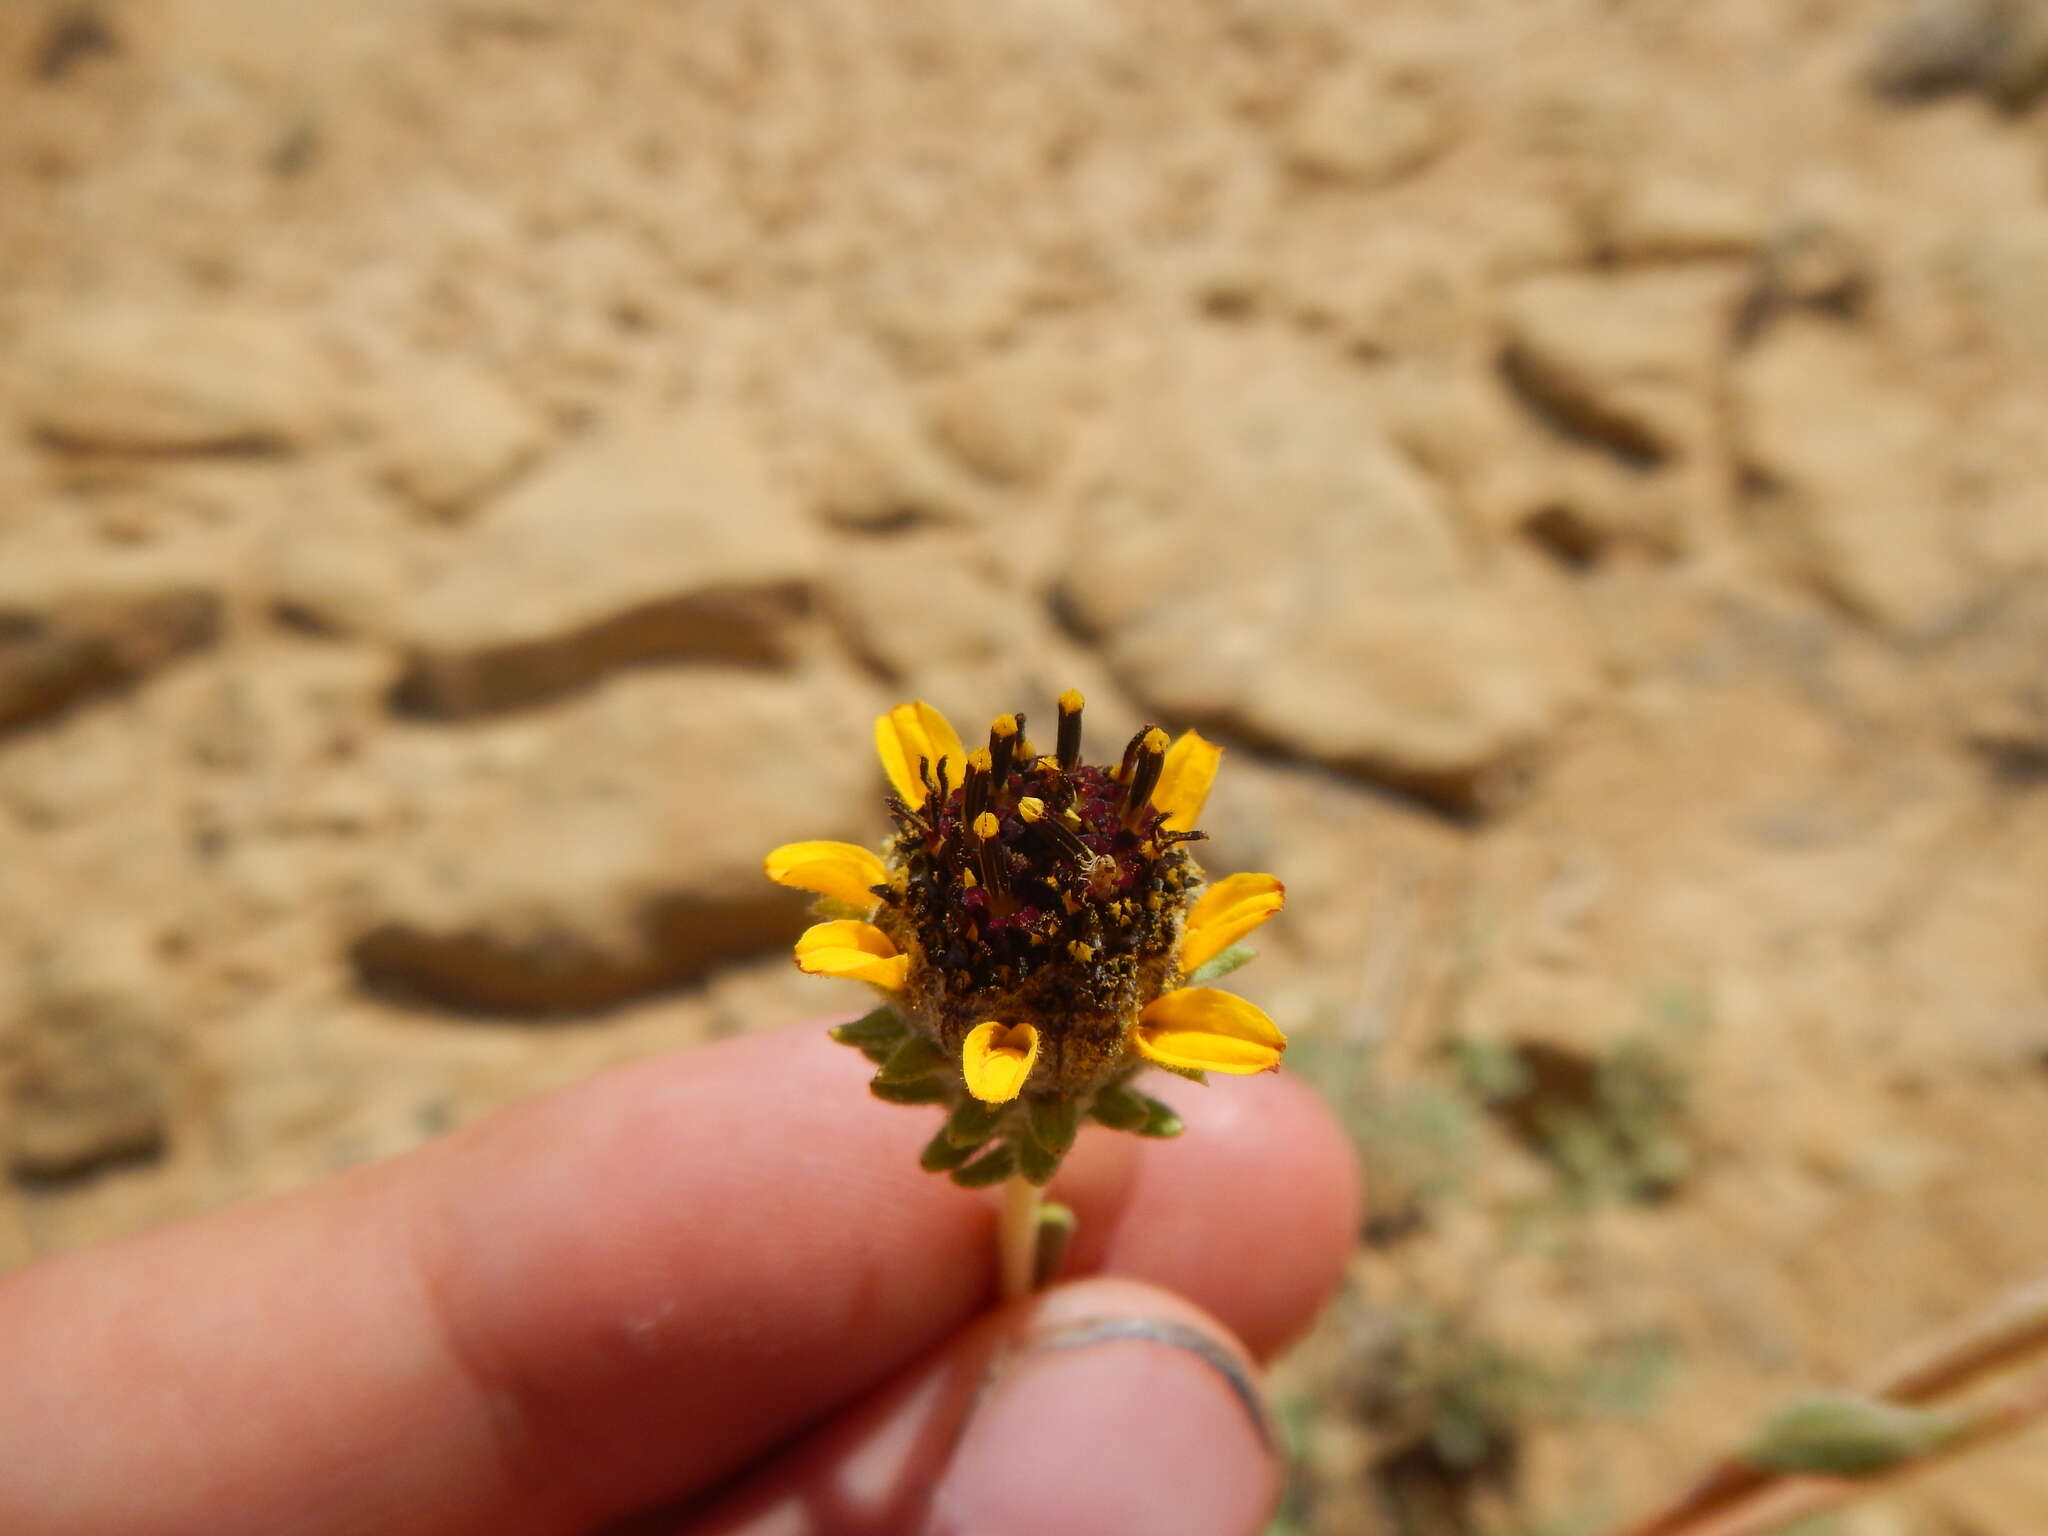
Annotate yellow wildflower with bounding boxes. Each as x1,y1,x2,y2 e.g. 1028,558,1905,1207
764,690,1287,1190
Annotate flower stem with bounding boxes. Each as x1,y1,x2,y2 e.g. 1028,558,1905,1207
998,1173,1042,1303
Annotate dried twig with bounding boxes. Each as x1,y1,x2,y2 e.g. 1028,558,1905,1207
1599,1272,2048,1536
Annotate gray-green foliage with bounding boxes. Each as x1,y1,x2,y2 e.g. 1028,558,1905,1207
1743,1395,1961,1477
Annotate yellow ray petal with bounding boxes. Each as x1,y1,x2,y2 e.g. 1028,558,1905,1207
793,919,909,990
763,840,890,910
1180,872,1285,975
1133,987,1286,1074
961,1020,1041,1103
1152,729,1222,833
874,701,966,808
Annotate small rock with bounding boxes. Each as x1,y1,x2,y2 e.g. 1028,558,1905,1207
267,497,428,641
1869,0,2048,111
364,363,549,521
1269,227,1481,358
20,308,331,456
0,588,221,738
1283,61,1454,189
4,928,174,1181
762,335,983,529
1732,319,1977,634
1059,332,1587,810
1739,217,1875,341
922,352,1077,490
1927,572,2048,775
1598,177,1768,263
1499,269,1740,469
350,668,880,1016
823,530,1022,684
391,408,820,717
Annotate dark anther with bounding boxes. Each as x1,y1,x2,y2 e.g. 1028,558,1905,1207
1121,727,1169,821
1158,829,1209,847
918,756,938,807
1039,815,1098,871
1056,689,1084,771
973,810,1012,898
1115,726,1153,787
884,795,930,837
963,747,993,826
989,713,1022,787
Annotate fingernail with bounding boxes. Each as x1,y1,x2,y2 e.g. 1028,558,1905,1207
928,1316,1280,1536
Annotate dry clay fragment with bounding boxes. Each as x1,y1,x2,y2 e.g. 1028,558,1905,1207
0,589,221,738
21,308,331,455
1061,332,1588,812
391,409,821,717
350,670,877,1016
5,928,175,1182
1732,319,1977,635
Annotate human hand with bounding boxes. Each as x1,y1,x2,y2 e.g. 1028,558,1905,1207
0,1024,1359,1536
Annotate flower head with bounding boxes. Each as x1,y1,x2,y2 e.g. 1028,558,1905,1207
765,691,1286,1188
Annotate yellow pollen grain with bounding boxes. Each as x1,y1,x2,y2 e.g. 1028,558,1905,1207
1017,796,1046,823
967,747,993,773
991,714,1019,740
1142,726,1170,755
1067,940,1095,962
973,810,1000,840
1058,688,1085,714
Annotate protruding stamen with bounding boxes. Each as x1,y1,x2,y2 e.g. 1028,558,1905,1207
1114,726,1154,786
1056,689,1084,770
1017,796,1046,823
1122,727,1170,821
883,795,929,837
1040,815,1097,870
963,747,994,825
989,713,1022,786
971,808,1009,896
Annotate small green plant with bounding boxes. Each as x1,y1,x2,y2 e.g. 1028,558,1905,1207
1351,1304,1676,1536
1453,996,1702,1209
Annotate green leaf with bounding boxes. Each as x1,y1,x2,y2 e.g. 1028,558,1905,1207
951,1144,1018,1188
1743,1396,1962,1477
869,1075,950,1106
946,1097,1005,1147
831,1008,906,1048
1186,944,1255,986
1089,1086,1149,1131
1015,1133,1060,1187
920,1125,977,1172
1025,1097,1079,1156
877,1035,948,1083
1135,1096,1185,1138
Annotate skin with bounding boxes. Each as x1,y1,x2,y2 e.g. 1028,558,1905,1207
0,1024,1361,1536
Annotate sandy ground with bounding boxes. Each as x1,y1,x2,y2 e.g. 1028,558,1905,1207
6,1,2048,1530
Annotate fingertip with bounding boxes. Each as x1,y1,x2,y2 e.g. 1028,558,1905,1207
1059,1066,1362,1359
930,1279,1280,1536
688,1277,1279,1536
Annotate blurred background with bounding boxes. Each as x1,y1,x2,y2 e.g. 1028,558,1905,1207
4,1,2048,1530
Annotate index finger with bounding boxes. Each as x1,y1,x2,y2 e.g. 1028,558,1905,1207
0,1022,1360,1535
